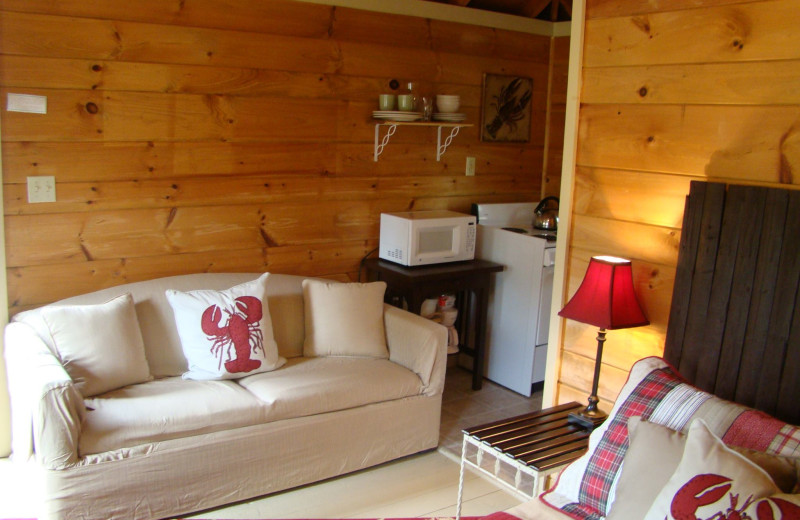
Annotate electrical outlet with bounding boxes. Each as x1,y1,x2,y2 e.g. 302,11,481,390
465,156,476,176
27,176,56,203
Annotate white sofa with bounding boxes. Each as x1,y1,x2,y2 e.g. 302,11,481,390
4,272,447,520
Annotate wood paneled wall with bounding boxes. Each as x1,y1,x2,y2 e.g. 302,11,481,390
0,0,558,315
543,35,569,198
556,0,800,409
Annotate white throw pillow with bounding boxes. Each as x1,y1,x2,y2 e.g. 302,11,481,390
302,279,388,358
41,293,151,397
644,419,783,520
607,416,687,520
166,273,285,380
609,417,800,519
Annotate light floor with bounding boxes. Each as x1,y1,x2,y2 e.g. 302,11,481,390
0,365,543,519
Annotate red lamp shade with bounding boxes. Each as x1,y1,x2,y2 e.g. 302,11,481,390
558,256,649,330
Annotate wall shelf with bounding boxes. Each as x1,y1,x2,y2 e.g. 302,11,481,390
373,121,473,162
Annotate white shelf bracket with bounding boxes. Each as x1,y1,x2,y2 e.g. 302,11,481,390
437,125,461,161
374,123,398,162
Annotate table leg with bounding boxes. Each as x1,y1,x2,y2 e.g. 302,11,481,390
407,289,425,316
456,435,467,520
535,471,547,497
471,287,487,390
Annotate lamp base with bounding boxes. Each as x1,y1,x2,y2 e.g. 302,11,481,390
568,409,608,431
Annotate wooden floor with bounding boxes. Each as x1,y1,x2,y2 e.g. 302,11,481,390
0,365,543,519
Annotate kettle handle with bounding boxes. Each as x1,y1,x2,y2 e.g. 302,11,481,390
534,196,559,214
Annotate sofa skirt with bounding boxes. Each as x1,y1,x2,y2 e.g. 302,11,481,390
39,394,442,520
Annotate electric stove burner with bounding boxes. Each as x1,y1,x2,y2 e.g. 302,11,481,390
532,233,557,241
502,227,528,234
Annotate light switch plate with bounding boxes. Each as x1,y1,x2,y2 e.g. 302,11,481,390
27,176,56,203
465,157,476,176
7,93,47,114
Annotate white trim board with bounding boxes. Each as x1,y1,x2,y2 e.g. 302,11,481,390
542,0,584,408
0,113,9,457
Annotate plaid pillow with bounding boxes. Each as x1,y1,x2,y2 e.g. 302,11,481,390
724,410,800,458
541,357,800,519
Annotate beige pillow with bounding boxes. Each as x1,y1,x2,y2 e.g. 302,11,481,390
643,419,780,520
607,416,687,520
302,279,388,358
609,415,800,520
41,293,151,397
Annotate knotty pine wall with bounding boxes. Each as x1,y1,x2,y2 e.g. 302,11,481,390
0,0,563,316
554,0,800,410
543,36,569,198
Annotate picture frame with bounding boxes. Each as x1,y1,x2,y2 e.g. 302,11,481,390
480,74,533,143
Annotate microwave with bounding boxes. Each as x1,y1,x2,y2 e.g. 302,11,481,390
379,211,477,266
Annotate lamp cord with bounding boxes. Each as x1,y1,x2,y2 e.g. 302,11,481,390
358,247,379,282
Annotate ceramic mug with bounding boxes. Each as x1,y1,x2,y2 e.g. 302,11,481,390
378,94,396,111
397,94,415,111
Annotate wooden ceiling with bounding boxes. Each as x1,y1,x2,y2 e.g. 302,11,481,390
422,0,572,21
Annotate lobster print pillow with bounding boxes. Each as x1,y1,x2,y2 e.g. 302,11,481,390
643,419,800,520
166,273,286,380
608,417,800,520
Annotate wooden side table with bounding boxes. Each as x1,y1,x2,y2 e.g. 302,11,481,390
364,258,503,390
455,402,599,519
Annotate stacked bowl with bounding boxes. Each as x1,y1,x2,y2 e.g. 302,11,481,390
434,95,465,122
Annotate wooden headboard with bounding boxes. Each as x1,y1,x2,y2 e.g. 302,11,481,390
664,181,800,425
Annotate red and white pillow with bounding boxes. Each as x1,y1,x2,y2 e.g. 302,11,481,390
644,419,800,519
608,416,800,519
541,356,800,519
166,273,285,380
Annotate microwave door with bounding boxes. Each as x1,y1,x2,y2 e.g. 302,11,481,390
416,226,458,260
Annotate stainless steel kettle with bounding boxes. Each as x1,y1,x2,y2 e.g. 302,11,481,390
533,196,559,230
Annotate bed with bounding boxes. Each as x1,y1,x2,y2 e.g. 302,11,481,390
492,181,800,520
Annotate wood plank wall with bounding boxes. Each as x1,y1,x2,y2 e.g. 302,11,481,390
556,0,800,410
543,36,569,198
0,0,561,315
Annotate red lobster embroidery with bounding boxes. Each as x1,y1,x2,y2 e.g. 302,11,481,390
671,474,800,520
201,296,264,373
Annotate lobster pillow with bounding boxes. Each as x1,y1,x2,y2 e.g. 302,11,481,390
166,273,286,380
643,419,800,520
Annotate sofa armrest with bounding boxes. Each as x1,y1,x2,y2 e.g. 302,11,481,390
4,322,84,469
383,304,448,396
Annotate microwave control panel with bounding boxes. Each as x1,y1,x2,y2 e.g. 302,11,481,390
466,222,476,253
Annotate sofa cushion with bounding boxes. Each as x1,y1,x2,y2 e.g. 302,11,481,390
606,416,687,520
608,417,800,519
237,356,423,422
542,356,800,519
302,279,389,359
79,377,267,456
644,419,788,520
40,293,151,397
14,272,308,378
166,273,286,380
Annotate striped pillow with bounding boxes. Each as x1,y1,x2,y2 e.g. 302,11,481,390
541,357,800,519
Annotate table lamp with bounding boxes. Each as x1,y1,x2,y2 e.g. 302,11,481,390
558,255,649,430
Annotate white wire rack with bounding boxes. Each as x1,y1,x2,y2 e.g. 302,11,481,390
455,434,562,520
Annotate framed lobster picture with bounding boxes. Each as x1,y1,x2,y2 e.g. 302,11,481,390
480,74,533,143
